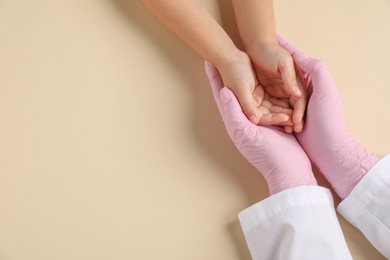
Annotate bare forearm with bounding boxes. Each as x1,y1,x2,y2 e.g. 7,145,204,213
232,0,277,51
141,0,240,67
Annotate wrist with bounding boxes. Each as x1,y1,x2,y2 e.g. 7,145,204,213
245,40,278,59
213,47,249,73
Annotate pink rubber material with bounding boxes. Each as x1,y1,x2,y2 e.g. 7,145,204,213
278,36,379,199
205,61,317,195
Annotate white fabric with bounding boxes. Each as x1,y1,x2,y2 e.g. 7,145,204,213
338,154,390,258
239,186,352,260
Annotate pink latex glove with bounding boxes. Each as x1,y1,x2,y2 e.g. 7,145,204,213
204,61,317,195
278,36,379,199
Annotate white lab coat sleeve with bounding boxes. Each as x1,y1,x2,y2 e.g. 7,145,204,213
337,154,390,258
238,186,352,260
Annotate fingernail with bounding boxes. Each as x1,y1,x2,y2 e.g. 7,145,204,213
296,88,302,96
249,115,257,124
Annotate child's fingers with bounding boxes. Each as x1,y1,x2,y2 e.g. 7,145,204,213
234,87,260,124
268,105,293,116
279,57,302,98
284,125,294,134
265,92,291,109
291,70,307,133
258,113,290,126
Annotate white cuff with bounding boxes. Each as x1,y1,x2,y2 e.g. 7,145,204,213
338,154,390,258
239,186,352,260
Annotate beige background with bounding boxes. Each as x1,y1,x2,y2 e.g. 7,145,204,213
0,0,389,259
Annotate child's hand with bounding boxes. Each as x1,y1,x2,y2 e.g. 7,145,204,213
247,42,307,133
214,50,293,126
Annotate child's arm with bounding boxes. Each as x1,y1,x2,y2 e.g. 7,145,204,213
141,0,237,71
232,0,278,48
141,0,289,125
232,0,305,132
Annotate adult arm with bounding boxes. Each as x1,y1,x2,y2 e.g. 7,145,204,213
279,36,389,258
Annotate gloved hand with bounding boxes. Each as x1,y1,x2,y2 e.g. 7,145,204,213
278,36,379,199
205,61,317,195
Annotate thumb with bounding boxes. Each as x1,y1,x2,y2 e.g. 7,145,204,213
279,57,302,98
233,87,260,124
219,87,251,130
204,61,224,115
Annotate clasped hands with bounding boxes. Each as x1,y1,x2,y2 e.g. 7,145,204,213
206,36,364,196
216,37,307,134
